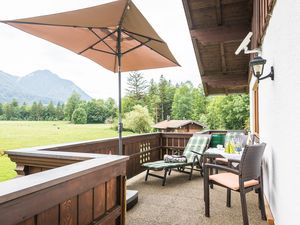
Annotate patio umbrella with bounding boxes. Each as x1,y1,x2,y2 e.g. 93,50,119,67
1,0,179,155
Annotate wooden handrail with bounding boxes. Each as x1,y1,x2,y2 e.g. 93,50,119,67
0,153,128,225
5,132,199,178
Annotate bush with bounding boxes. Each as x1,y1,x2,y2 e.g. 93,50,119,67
71,108,87,124
123,105,153,133
0,115,7,120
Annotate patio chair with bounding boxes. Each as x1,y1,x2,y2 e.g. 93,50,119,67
204,143,267,225
142,133,211,186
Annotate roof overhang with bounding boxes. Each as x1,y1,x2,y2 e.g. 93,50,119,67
183,0,253,95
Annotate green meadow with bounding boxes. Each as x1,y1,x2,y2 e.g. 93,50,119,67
0,121,134,182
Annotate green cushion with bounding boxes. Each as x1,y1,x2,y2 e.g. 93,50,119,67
182,135,210,162
210,134,225,147
143,160,191,170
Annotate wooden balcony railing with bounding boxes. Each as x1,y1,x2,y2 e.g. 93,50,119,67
7,132,197,179
1,132,207,225
0,154,128,225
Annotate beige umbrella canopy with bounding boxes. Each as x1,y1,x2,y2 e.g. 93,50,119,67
1,0,179,154
1,0,179,72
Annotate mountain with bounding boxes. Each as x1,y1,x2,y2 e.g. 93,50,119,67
0,70,92,104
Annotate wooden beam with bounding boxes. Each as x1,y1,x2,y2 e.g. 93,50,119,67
188,0,249,10
215,0,222,25
204,86,248,95
220,43,227,73
202,72,248,86
192,38,205,76
191,25,249,43
182,0,194,29
202,82,209,96
204,80,248,87
204,70,248,76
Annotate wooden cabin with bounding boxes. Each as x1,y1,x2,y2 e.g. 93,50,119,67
153,120,205,133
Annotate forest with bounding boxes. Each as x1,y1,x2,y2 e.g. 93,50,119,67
0,72,249,132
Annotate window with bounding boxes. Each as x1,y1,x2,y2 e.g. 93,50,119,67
253,81,259,134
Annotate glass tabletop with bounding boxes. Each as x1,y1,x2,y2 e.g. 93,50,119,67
204,148,242,161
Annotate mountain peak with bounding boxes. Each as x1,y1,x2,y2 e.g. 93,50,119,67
0,70,92,104
25,69,59,79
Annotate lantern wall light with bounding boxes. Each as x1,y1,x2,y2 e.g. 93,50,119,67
249,56,274,82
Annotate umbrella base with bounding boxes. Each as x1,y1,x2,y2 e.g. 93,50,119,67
126,190,138,210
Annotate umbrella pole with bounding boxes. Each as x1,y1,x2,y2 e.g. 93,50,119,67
117,27,123,155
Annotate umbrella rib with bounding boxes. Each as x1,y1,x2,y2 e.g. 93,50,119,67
119,0,131,27
122,39,151,55
123,30,180,66
79,29,118,55
90,48,116,55
89,28,117,55
124,30,180,67
1,20,111,29
123,29,164,44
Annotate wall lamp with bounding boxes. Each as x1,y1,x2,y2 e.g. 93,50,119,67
249,56,274,82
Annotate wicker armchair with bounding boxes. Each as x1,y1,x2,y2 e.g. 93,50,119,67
204,143,267,225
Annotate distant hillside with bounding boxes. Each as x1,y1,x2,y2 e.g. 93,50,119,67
0,70,92,104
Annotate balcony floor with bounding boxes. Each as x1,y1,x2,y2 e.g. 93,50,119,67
126,170,266,225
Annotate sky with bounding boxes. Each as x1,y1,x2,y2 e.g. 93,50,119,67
0,0,201,100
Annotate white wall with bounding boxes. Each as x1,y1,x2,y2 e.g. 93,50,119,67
249,1,300,224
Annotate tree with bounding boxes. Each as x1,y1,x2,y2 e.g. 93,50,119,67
157,75,175,121
19,103,30,120
37,101,45,120
45,102,56,120
56,102,65,120
205,96,225,129
0,103,3,115
3,104,12,120
104,98,117,122
126,71,148,102
64,92,81,120
191,86,207,123
0,103,4,120
71,107,87,124
146,79,161,123
30,102,38,120
172,82,194,119
3,99,20,120
220,94,250,130
123,105,153,133
30,101,44,120
86,99,105,123
122,96,137,114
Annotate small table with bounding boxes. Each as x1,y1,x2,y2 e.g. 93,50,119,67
203,148,242,175
204,147,242,160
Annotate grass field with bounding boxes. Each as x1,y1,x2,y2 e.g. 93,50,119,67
0,121,134,182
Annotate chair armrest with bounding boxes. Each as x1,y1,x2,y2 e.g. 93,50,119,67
228,159,241,163
204,163,239,175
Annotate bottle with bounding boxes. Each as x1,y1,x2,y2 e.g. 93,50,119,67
224,142,229,153
246,132,252,145
229,141,235,154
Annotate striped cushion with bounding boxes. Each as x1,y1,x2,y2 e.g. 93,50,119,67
183,135,210,163
209,173,259,191
143,134,210,169
143,160,190,169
